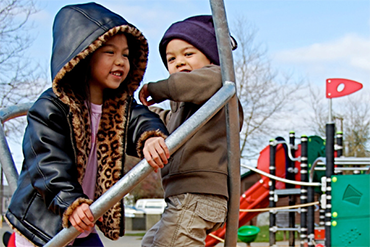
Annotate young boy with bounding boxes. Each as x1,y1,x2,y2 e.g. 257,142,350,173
139,15,243,246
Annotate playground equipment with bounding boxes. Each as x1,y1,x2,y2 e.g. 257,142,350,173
237,225,260,244
206,131,369,247
206,78,369,247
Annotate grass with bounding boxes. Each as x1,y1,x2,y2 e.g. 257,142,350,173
124,225,298,243
242,225,298,243
124,232,145,237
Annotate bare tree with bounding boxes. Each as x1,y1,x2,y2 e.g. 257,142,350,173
0,0,48,139
306,84,370,157
232,17,304,160
342,95,370,157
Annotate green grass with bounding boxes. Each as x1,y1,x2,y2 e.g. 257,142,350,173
124,225,298,243
241,225,298,243
124,232,145,237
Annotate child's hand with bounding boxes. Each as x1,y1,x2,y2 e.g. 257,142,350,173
139,84,155,106
143,137,170,172
69,203,102,233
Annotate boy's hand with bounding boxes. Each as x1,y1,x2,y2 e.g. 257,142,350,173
139,84,155,106
69,203,102,233
143,137,170,172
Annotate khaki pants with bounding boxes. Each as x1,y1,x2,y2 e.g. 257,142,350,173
141,193,227,247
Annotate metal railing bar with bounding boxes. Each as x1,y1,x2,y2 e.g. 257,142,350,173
0,103,33,123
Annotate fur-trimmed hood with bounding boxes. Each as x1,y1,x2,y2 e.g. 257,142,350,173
51,2,148,100
50,2,149,241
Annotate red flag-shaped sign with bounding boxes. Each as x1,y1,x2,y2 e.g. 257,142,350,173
326,78,363,98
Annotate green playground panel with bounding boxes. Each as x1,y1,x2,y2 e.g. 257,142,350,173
331,174,370,247
307,136,326,192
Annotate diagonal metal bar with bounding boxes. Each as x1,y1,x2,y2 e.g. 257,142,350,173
44,81,236,247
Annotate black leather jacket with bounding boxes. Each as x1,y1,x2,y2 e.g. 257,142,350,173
5,3,168,246
5,89,168,246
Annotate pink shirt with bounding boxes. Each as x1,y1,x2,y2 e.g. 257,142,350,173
79,102,102,238
16,102,102,246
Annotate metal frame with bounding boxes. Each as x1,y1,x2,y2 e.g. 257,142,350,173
0,103,33,194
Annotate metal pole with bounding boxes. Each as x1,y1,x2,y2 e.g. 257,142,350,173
0,103,33,194
0,103,33,124
336,131,343,158
45,82,236,247
269,139,276,246
210,1,241,246
0,124,19,194
307,178,315,246
325,123,335,247
288,131,296,247
300,135,308,247
328,99,332,122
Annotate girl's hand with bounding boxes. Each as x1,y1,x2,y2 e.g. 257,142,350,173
69,203,102,233
143,137,170,172
139,84,155,106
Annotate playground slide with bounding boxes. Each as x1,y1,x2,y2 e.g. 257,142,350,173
205,142,288,246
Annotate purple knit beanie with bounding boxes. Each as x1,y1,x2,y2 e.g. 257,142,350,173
159,15,225,68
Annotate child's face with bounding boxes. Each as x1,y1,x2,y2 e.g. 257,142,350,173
89,33,130,98
166,39,211,74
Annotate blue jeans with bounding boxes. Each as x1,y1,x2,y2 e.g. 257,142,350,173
141,193,227,247
72,233,103,246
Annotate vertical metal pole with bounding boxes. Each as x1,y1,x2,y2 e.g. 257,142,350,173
210,0,240,246
325,123,335,247
319,199,325,227
0,124,19,194
307,170,315,246
336,131,343,158
0,103,31,194
300,135,308,247
335,131,344,175
288,131,296,247
269,139,276,246
328,99,332,122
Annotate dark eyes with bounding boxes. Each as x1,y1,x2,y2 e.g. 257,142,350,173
104,51,129,57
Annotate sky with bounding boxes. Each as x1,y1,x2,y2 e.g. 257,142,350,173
29,0,370,88
5,0,370,173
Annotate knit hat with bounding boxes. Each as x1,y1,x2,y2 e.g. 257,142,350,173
159,15,237,68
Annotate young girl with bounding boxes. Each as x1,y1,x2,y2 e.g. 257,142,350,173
5,3,169,246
